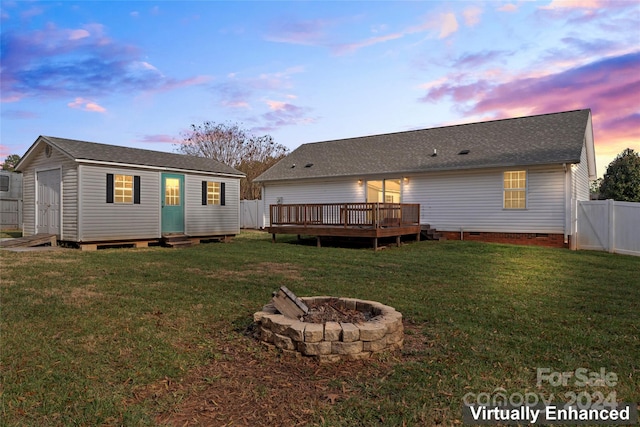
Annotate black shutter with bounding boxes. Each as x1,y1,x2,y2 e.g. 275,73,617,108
106,174,114,203
220,182,226,206
202,181,208,205
133,176,141,204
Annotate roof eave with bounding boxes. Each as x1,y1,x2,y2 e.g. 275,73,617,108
75,158,246,178
15,136,75,172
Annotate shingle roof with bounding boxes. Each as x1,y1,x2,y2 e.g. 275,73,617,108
22,136,244,176
255,109,592,182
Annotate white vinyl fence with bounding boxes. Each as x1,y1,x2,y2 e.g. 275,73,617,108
577,200,640,256
240,199,265,229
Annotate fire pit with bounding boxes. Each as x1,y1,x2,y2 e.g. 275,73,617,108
253,289,403,362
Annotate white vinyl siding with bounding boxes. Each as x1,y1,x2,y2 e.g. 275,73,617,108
573,143,591,202
262,178,365,226
403,166,566,233
78,165,160,241
20,142,78,240
184,175,240,236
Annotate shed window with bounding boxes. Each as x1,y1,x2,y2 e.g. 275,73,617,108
107,174,140,204
202,181,225,206
503,171,526,209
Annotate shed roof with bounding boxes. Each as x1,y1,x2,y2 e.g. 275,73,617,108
16,136,244,176
255,109,593,182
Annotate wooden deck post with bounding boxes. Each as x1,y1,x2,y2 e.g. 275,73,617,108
373,237,378,250
272,233,276,243
317,236,322,247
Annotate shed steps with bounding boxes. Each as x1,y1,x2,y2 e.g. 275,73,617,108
0,233,57,249
161,234,194,248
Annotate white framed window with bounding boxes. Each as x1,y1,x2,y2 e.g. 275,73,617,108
107,173,140,204
201,181,226,206
115,174,133,204
207,182,221,205
503,170,526,209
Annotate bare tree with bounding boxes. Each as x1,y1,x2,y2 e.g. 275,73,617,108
175,122,289,199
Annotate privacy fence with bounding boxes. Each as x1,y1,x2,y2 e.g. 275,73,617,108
240,199,265,229
577,200,640,256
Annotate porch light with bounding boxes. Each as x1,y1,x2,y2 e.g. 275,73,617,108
403,177,409,184
358,179,363,186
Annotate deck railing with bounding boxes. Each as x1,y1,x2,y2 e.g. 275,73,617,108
269,203,420,228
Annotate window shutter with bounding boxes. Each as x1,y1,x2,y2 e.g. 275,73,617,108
202,181,208,205
106,174,114,203
220,182,226,206
134,176,141,204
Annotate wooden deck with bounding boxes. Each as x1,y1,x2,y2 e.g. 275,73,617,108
267,203,421,249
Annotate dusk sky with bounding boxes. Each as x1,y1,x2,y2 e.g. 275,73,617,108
1,0,638,177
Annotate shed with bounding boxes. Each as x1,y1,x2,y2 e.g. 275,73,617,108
15,136,244,247
255,109,596,248
0,170,23,230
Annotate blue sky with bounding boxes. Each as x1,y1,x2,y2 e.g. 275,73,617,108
1,0,639,176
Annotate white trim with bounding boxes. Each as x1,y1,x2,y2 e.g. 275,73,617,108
78,164,83,241
75,159,244,178
35,166,63,238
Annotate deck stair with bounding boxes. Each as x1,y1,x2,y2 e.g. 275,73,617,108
420,225,446,241
0,233,57,249
161,234,194,248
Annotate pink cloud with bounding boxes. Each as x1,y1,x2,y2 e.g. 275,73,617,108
67,97,106,113
0,144,12,159
438,13,459,39
498,4,518,13
540,0,605,10
136,134,176,144
463,6,483,27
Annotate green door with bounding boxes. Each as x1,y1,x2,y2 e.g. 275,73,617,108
161,173,185,234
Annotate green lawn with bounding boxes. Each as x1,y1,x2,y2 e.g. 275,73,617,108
1,232,638,426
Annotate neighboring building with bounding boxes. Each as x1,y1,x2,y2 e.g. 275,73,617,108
15,136,244,245
255,110,596,248
0,170,23,230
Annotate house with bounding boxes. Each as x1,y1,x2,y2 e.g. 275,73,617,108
254,109,596,248
15,136,244,248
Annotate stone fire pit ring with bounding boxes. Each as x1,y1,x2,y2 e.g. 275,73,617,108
253,296,404,362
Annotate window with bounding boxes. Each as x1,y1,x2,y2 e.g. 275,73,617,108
106,174,140,204
207,182,220,205
202,181,225,206
164,178,181,206
503,171,526,209
0,175,9,192
366,179,402,203
115,174,133,203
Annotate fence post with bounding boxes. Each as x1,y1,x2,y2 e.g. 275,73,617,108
608,199,615,254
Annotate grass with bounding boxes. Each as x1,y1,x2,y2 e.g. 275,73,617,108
0,230,22,239
1,231,638,426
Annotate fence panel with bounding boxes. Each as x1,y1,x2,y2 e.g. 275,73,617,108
577,200,639,256
0,199,22,230
240,200,264,229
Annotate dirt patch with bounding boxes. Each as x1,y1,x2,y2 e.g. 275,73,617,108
302,298,370,324
148,322,423,427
